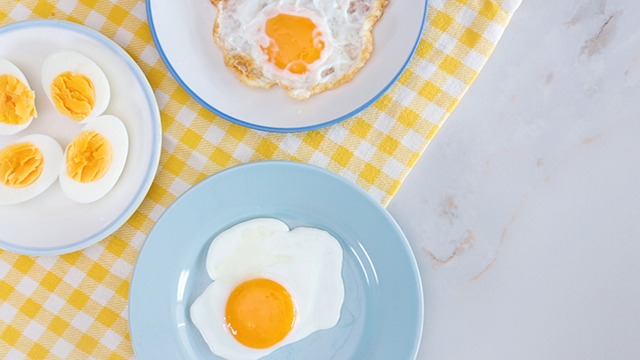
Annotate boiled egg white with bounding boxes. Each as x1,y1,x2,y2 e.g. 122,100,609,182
0,134,63,205
59,114,128,203
0,58,37,135
41,50,110,123
191,217,344,359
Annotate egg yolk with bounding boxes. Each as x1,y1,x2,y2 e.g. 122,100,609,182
0,74,36,125
225,278,296,349
262,14,324,74
65,130,112,183
51,72,95,121
0,142,43,188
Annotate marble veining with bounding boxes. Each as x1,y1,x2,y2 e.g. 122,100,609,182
388,0,640,358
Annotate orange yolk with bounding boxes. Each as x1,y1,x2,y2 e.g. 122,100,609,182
65,130,112,183
0,142,43,188
262,13,324,74
0,74,37,125
225,278,296,349
51,72,95,121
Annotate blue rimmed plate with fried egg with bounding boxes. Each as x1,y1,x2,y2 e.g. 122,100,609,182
129,161,424,359
147,0,428,132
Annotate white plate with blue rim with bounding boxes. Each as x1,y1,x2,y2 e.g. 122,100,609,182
129,161,423,359
147,0,428,132
0,20,162,256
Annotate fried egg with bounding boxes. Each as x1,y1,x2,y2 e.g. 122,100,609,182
59,114,128,203
41,50,111,123
0,58,37,135
191,217,344,359
0,134,63,205
211,0,388,99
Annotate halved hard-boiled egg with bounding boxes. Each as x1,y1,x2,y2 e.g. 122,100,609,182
41,50,110,123
191,217,345,359
59,114,128,203
0,134,63,205
0,58,37,135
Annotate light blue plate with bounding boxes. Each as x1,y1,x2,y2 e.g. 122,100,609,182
129,161,423,359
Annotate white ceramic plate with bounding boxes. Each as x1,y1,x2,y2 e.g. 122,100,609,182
148,0,428,132
0,20,162,256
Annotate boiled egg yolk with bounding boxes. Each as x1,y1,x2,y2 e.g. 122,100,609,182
262,14,324,75
0,74,36,125
225,278,296,349
0,142,43,188
65,130,112,183
51,72,96,121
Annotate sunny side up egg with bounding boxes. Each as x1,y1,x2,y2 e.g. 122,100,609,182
191,218,345,359
211,0,388,99
0,134,63,205
59,114,129,203
41,50,111,123
0,58,37,135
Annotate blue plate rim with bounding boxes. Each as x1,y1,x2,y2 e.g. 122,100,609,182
146,0,429,133
129,160,424,358
0,19,162,256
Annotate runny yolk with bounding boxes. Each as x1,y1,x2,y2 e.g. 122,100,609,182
262,13,324,75
65,130,112,183
51,72,95,121
0,74,37,125
225,278,296,349
0,142,43,188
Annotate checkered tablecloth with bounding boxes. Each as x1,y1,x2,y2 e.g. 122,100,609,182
0,0,520,358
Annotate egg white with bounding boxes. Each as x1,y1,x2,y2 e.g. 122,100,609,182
0,58,36,135
0,134,63,205
41,50,111,123
191,217,345,360
59,114,129,203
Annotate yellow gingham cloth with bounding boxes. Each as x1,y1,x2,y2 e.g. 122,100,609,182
0,0,520,358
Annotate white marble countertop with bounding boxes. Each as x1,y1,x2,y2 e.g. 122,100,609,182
387,0,640,358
